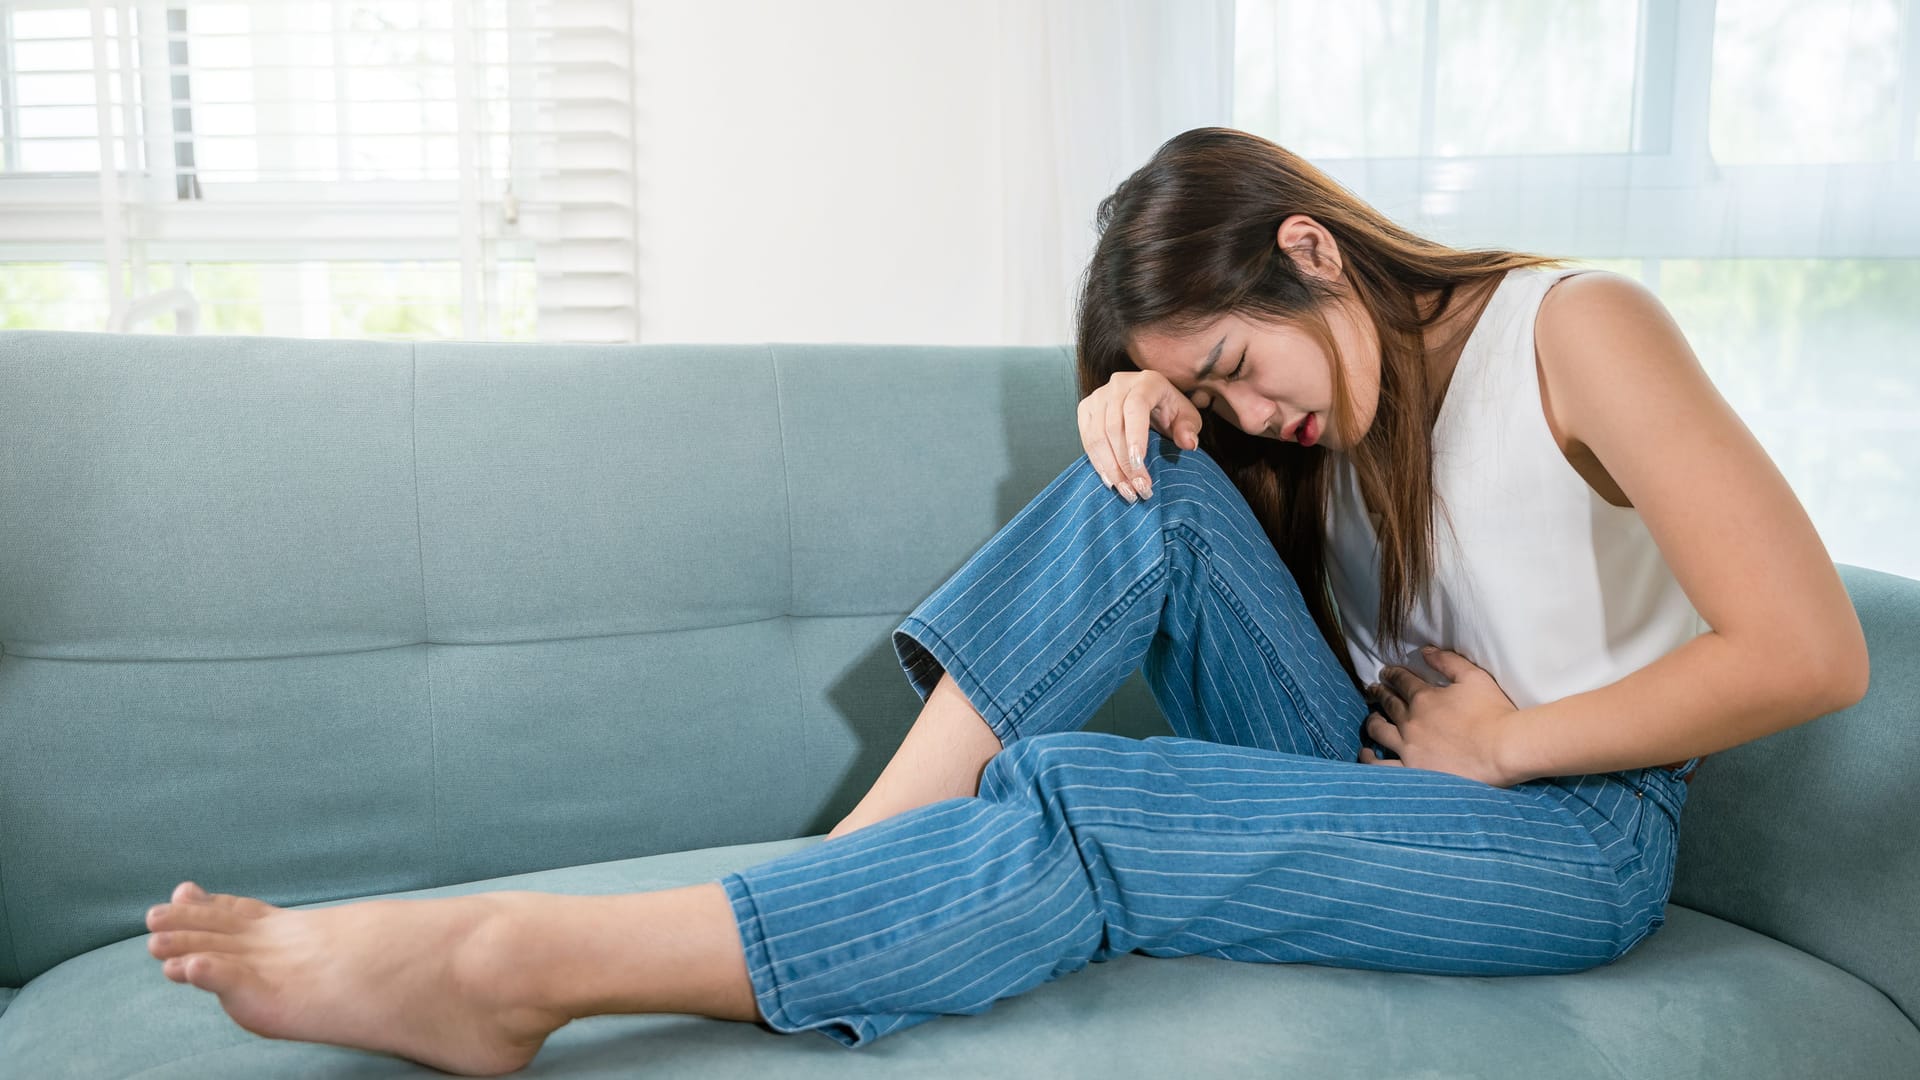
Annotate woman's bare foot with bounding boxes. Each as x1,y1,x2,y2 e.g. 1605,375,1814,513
146,881,573,1077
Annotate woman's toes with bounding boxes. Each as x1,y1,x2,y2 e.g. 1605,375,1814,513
214,893,280,919
172,881,279,919
149,930,238,960
148,900,246,934
180,953,253,998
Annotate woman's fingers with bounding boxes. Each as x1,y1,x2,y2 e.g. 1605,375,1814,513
1365,711,1406,753
1078,395,1130,499
1077,370,1200,504
1104,386,1148,501
1113,374,1191,500
1379,664,1434,701
1160,388,1201,451
1366,680,1405,721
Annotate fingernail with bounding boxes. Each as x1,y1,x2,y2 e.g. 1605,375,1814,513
1132,478,1150,498
1130,451,1144,470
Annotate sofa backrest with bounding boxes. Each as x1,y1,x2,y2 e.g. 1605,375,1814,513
2,330,1915,1030
0,330,1112,986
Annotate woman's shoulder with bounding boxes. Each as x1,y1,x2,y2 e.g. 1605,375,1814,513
1532,269,1682,430
1534,268,1657,337
1529,267,1721,511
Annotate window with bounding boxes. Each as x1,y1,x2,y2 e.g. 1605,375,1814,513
1233,0,1920,580
0,0,635,342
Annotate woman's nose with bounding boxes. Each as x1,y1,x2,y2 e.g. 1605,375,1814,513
1227,389,1274,434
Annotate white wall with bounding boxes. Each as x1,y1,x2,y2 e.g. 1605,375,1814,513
633,0,1011,346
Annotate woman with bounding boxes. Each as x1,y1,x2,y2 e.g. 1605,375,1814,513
141,127,1869,1075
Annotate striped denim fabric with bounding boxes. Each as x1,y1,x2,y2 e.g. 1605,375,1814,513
720,429,1693,1048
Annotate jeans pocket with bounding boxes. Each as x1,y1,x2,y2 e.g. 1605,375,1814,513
1547,773,1653,878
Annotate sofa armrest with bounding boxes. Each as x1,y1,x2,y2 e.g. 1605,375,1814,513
1670,564,1920,1028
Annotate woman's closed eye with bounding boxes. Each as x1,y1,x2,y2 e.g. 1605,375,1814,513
1191,350,1245,410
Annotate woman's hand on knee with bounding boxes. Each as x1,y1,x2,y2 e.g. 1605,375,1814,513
1076,370,1203,502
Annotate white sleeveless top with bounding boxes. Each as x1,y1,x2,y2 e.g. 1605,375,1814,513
1322,266,1708,711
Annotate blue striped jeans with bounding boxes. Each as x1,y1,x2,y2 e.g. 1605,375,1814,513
719,428,1696,1048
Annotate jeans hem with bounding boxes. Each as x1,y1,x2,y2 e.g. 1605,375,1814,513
718,873,792,1029
720,871,876,1048
893,616,1022,748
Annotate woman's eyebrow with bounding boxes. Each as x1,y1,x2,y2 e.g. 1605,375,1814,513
1193,335,1228,381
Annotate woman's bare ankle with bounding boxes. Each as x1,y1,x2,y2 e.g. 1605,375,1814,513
826,815,872,841
829,672,1002,840
828,773,977,839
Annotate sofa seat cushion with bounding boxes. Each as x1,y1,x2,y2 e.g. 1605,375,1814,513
2,836,1915,1079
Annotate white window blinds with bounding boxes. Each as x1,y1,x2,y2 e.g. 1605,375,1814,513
0,0,637,342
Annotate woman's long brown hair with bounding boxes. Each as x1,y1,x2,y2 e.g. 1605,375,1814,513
1073,126,1573,693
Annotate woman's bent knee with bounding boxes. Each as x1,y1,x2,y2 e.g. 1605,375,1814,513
979,731,1136,801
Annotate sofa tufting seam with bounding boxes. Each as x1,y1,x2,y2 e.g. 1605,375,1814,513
0,636,19,987
411,343,445,887
768,344,796,618
0,612,914,666
767,343,810,797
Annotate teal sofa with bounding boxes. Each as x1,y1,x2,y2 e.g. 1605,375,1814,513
1,329,1915,1078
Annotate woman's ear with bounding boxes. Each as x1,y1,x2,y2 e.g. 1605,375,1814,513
1276,214,1341,282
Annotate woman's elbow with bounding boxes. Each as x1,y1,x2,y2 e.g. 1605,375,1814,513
1810,623,1871,715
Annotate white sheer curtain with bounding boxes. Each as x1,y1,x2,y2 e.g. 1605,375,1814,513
1224,0,1918,580
990,0,1235,345
994,0,1915,580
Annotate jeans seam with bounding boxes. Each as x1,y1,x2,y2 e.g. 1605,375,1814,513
1637,769,1686,832
1167,522,1341,761
1621,781,1652,873
1003,564,1168,735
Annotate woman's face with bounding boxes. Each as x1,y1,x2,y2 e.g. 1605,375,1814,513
1128,297,1381,453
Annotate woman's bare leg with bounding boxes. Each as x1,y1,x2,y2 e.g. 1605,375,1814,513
143,674,1002,1072
828,670,1005,839
146,878,758,1077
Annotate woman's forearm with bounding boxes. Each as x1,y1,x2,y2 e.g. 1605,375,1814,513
1496,629,1867,784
